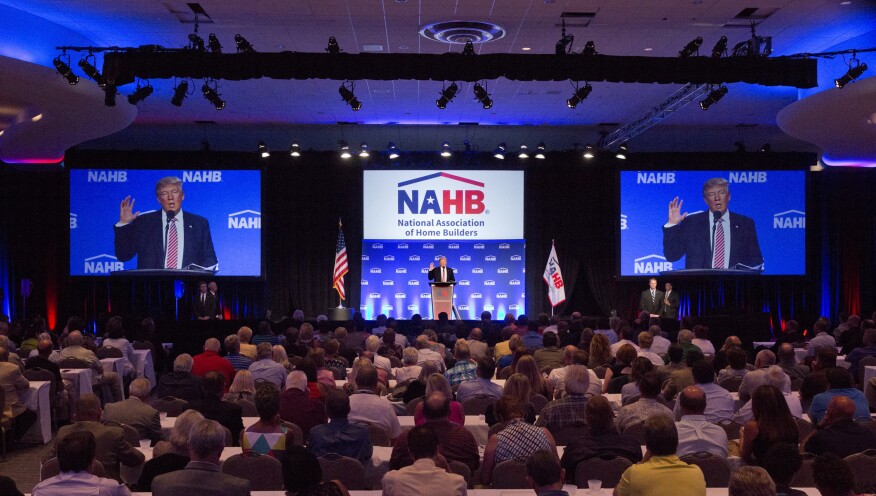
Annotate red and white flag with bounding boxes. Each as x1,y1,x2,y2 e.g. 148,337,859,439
332,220,348,300
543,241,566,307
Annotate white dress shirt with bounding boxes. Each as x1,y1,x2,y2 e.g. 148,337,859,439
676,414,729,458
673,382,735,422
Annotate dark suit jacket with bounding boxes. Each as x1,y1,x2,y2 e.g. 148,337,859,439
193,292,217,319
428,266,456,283
154,372,203,403
185,397,244,446
114,210,218,270
103,397,163,442
662,211,763,270
151,460,250,496
661,290,680,319
640,289,664,316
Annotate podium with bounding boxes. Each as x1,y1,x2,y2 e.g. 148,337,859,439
430,282,456,319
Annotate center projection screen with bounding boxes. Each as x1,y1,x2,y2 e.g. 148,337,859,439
360,170,524,320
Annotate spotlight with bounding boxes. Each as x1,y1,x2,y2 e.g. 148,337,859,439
234,34,255,53
127,83,153,105
103,84,117,107
616,143,628,160
171,80,189,107
436,82,459,109
473,83,493,109
339,141,352,159
359,142,370,158
566,82,592,109
387,142,400,159
699,85,727,110
339,82,362,111
188,33,205,51
440,142,452,157
583,145,595,159
835,61,867,88
679,36,703,57
289,142,301,157
258,141,269,158
518,145,529,159
493,142,507,160
581,41,597,56
52,56,79,85
711,36,728,58
326,36,341,54
462,41,475,56
202,82,226,110
208,34,222,53
78,57,105,87
555,21,574,55
760,143,771,153
535,142,546,159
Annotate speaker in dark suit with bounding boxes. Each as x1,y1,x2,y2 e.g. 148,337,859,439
661,282,680,319
427,256,455,283
193,283,218,320
639,278,664,316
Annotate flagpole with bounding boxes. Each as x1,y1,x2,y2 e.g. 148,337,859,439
337,217,346,309
550,239,555,317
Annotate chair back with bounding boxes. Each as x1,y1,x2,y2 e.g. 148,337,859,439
58,357,91,369
41,457,106,481
120,423,141,445
680,452,731,487
717,376,743,392
404,396,424,416
790,452,817,487
574,455,632,488
529,394,549,415
496,366,512,380
461,395,495,415
221,452,284,490
96,346,124,359
447,459,473,488
317,453,366,490
150,396,189,417
592,366,607,379
231,398,257,417
389,356,402,368
794,416,813,442
362,422,391,447
716,419,742,440
623,421,647,445
550,424,588,446
222,425,233,446
24,367,56,385
280,421,304,446
845,449,876,494
491,459,529,488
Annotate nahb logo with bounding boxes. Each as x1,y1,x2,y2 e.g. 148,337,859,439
483,304,495,311
384,255,395,261
397,243,409,249
459,255,471,262
372,243,384,249
420,293,432,299
360,279,369,286
407,304,419,311
458,280,471,286
422,243,434,249
471,293,483,299
497,267,509,274
183,170,222,182
84,254,123,274
621,214,628,230
637,172,675,184
382,280,394,286
634,254,673,274
370,268,382,274
458,304,470,311
408,280,420,286
396,268,407,274
382,304,393,310
474,243,485,249
773,210,805,229
484,280,496,286
394,292,407,299
472,268,484,274
409,255,421,262
448,243,460,249
485,255,496,261
397,172,486,214
729,171,767,183
509,304,520,311
87,170,127,182
70,213,78,229
361,255,370,261
496,292,508,299
420,268,429,274
509,279,521,286
499,243,510,249
510,255,522,261
228,210,261,229
369,292,381,299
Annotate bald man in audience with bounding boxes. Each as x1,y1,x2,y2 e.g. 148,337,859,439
777,342,809,382
191,338,234,391
738,349,790,402
803,395,876,458
465,327,488,359
548,347,601,398
103,378,162,443
675,386,728,458
59,331,123,402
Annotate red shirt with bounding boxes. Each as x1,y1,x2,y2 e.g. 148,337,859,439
191,350,235,392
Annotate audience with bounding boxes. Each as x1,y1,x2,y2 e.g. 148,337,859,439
348,363,401,440
465,327,488,359
812,453,858,496
808,366,870,424
691,325,715,356
414,335,446,371
456,356,503,402
534,332,564,371
222,334,252,371
802,394,876,458
103,378,161,443
59,331,123,402
484,373,536,426
657,343,685,384
674,386,728,458
739,385,799,466
413,373,464,426
845,327,876,382
307,389,372,464
278,370,327,437
615,371,673,431
382,425,467,496
535,364,591,434
241,382,297,459
101,316,136,377
393,347,422,383
190,337,234,391
282,445,351,496
185,371,244,446
0,344,35,442
33,431,131,496
155,353,203,402
738,350,790,402
776,342,809,382
249,342,288,389
602,343,638,394
760,442,805,496
527,450,569,496
733,365,803,423
223,369,255,403
137,410,205,491
480,396,557,485
444,341,477,386
672,360,734,422
728,466,776,496
237,326,257,360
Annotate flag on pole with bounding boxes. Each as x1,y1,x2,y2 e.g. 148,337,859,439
543,241,566,307
332,220,348,300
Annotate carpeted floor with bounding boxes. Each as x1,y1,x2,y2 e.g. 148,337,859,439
0,441,54,493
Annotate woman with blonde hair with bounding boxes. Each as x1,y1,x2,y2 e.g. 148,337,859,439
485,373,536,426
272,344,293,372
588,333,612,369
515,354,552,400
223,369,256,402
413,373,465,425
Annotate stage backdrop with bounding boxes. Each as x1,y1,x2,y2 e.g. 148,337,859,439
360,170,524,319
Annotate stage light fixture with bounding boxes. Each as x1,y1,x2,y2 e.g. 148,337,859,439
518,145,529,159
583,145,595,159
78,57,105,87
535,142,546,159
53,56,79,85
127,82,153,105
387,142,400,159
615,143,628,160
581,41,597,56
462,41,475,56
258,141,269,158
202,82,226,110
835,60,867,88
235,34,255,53
103,84,117,107
555,20,574,55
359,142,370,158
679,36,703,57
171,80,189,107
289,142,301,157
339,82,362,111
339,141,352,159
208,34,222,53
699,85,727,110
188,33,205,51
473,83,493,109
493,142,507,160
566,82,592,109
436,82,459,109
440,141,453,157
711,36,728,58
326,36,341,54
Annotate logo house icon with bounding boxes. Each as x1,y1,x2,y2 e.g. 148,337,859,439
773,210,805,229
228,210,261,229
84,254,123,274
634,254,672,274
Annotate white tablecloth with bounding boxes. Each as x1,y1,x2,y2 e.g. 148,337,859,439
131,349,157,388
61,367,93,399
100,357,126,397
160,416,257,439
18,380,51,444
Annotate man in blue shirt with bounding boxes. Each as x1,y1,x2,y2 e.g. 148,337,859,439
526,449,570,496
444,342,477,386
456,357,503,402
808,367,870,425
845,328,876,383
307,389,373,464
223,334,252,371
248,342,287,389
520,316,544,351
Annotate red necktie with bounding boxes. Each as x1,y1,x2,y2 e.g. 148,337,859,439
165,218,178,269
713,218,725,269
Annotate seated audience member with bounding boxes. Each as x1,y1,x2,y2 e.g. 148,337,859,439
103,378,162,443
588,333,613,369
222,334,252,371
717,347,750,384
414,334,446,372
139,410,204,491
307,389,372,464
691,325,715,356
493,326,516,360
279,370,327,438
59,331,123,403
378,329,403,360
527,450,570,496
614,415,706,496
456,356,503,402
0,344,36,441
484,373,536,426
808,366,870,424
739,385,799,467
480,396,557,485
549,348,602,399
237,326,257,360
657,343,686,383
33,431,131,496
382,425,467,496
393,347,422,384
282,445,351,496
444,341,477,387
535,364,591,434
675,386,728,458
191,338,234,391
615,371,673,431
637,332,664,366
759,443,805,496
241,382,297,459
223,369,255,403
155,354,203,402
348,363,402,440
807,319,837,358
307,348,336,388
252,320,281,347
497,334,522,369
516,353,553,399
400,360,441,404
649,325,672,355
619,357,655,402
677,329,702,362
846,327,876,383
662,348,705,401
413,373,464,426
602,343,638,394
811,453,859,496
249,342,288,389
738,350,791,402
672,360,734,422
610,326,641,357
365,335,393,377
273,345,293,372
733,365,803,423
0,475,23,496
54,394,144,482
534,332,565,371
390,392,479,471
465,327,488,359
711,336,742,372
728,466,776,496
560,395,642,483
777,343,809,382
152,419,250,496
803,395,876,458
101,316,136,377
323,338,349,380
185,371,244,446
25,338,63,387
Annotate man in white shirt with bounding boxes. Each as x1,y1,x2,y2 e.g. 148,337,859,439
548,347,602,398
348,363,401,441
382,425,467,496
673,361,735,423
649,325,672,356
738,350,791,402
365,335,393,377
610,326,641,357
32,431,131,496
675,386,728,458
733,366,802,424
637,333,665,366
414,335,445,372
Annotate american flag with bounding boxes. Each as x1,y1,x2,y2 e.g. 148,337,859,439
332,221,348,300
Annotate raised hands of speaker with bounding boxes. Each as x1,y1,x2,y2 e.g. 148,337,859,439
667,196,688,225
119,196,140,224
429,262,435,270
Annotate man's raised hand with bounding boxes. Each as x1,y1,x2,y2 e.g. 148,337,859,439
667,196,687,225
119,196,140,224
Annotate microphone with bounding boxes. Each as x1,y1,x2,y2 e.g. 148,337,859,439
712,210,723,222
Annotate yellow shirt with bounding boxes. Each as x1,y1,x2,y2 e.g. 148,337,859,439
494,340,511,359
239,343,257,361
615,455,706,496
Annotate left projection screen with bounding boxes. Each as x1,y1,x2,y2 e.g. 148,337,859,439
70,169,261,276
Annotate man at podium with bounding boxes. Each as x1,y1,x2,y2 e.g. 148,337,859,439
428,256,455,283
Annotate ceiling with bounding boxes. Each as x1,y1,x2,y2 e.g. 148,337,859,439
0,0,875,160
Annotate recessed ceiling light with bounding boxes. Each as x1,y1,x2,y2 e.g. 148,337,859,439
521,47,531,51
31,114,43,122
0,130,4,136
840,1,851,4
644,47,653,51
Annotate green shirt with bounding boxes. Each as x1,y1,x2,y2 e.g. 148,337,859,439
615,455,706,496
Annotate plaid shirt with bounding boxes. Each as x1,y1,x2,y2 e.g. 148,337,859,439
534,394,589,431
444,360,478,386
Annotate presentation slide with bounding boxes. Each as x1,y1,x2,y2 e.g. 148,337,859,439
620,170,805,276
70,169,261,276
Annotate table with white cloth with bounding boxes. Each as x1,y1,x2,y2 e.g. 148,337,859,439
100,357,126,396
131,349,157,387
18,380,52,444
794,346,846,364
160,415,258,438
61,367,93,400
